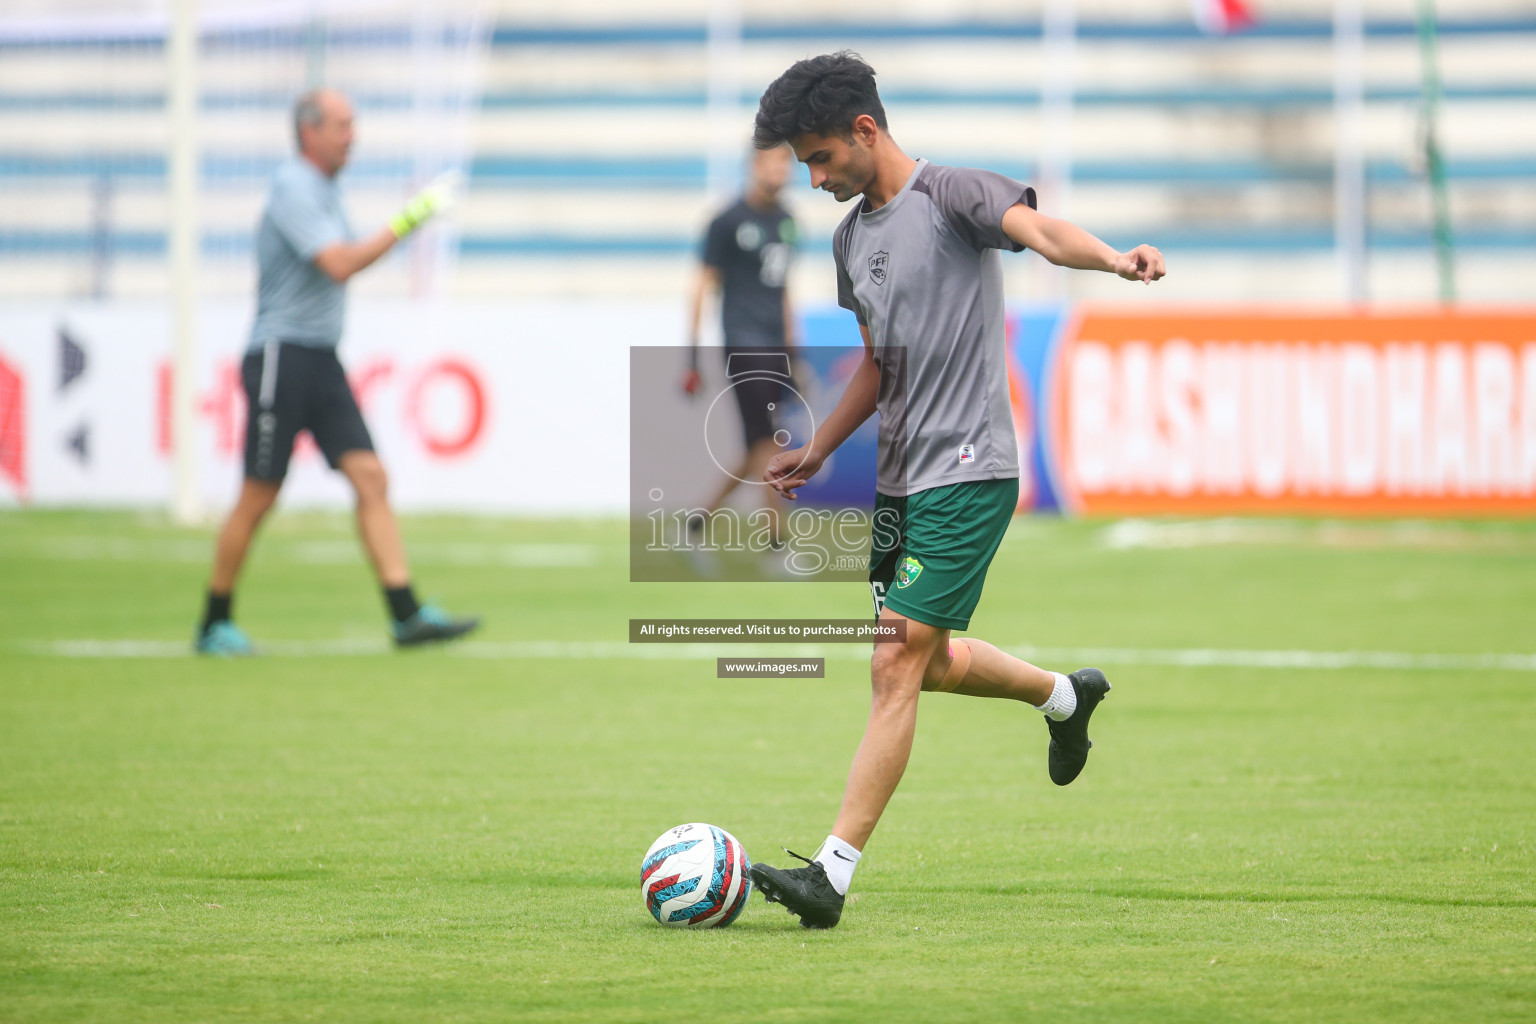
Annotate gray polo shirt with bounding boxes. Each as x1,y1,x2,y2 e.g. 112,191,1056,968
833,159,1036,497
248,156,352,352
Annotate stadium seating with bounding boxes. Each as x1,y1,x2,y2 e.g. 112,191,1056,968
0,0,1532,306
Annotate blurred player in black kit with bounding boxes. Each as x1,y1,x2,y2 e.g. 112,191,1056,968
682,145,800,548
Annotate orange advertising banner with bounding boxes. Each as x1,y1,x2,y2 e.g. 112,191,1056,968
1050,312,1536,516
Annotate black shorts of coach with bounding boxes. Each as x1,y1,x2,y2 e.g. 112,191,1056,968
241,341,374,482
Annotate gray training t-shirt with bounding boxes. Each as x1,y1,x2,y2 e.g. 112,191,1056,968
248,156,352,352
832,159,1036,497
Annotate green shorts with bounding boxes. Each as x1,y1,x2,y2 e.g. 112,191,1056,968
868,477,1020,631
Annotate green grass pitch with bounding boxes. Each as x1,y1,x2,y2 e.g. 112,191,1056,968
2,508,1534,1023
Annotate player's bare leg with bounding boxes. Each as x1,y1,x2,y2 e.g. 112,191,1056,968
933,636,1112,787
753,613,1112,926
339,450,409,587
209,478,281,594
927,638,1054,704
828,618,1077,846
339,449,479,646
831,611,948,848
827,616,1079,843
198,476,277,654
752,611,945,928
196,477,281,654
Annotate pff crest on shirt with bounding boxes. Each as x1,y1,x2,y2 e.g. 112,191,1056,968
868,251,889,286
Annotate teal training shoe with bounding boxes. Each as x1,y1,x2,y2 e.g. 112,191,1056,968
392,604,480,648
195,620,255,657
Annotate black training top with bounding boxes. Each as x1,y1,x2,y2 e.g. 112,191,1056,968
701,198,796,347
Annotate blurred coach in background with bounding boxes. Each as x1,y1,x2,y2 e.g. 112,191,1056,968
194,88,479,655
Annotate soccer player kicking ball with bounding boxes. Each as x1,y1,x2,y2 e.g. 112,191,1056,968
747,53,1165,928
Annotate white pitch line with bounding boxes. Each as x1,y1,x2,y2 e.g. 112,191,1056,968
4,538,602,569
1003,645,1536,673
10,639,1536,672
1097,517,1536,552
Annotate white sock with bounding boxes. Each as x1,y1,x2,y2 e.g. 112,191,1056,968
1034,672,1078,722
813,835,861,896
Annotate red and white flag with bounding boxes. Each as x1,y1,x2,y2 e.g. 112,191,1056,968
1190,0,1257,34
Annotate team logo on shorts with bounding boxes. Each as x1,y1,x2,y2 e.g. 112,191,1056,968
869,251,889,286
895,555,923,589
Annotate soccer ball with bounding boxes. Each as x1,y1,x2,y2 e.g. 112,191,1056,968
640,822,752,928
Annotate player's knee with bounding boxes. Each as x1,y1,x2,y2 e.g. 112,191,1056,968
349,458,389,503
869,639,906,678
240,480,281,518
870,640,926,705
252,490,280,520
924,638,971,693
363,469,389,503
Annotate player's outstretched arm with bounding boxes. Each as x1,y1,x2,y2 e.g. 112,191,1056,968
1000,203,1166,283
314,227,397,284
314,171,462,284
764,325,879,500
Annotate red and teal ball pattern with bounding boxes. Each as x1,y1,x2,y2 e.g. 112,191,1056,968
640,823,752,927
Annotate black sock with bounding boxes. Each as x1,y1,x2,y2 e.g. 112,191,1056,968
385,585,421,623
202,591,232,633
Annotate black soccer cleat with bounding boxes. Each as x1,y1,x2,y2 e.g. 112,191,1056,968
750,850,844,929
1045,668,1112,786
392,604,480,647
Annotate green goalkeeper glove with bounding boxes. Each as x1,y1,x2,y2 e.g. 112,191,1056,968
389,170,461,239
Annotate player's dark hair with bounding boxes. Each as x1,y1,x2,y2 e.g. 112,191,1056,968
752,51,887,149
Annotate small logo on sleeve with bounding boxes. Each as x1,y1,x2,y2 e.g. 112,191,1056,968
958,443,975,464
868,251,889,285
